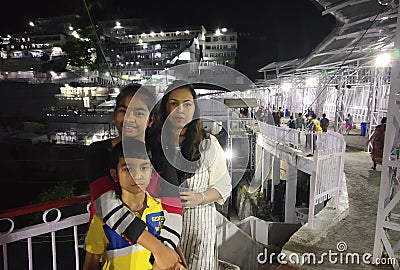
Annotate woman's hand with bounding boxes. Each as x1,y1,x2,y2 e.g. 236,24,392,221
180,191,202,208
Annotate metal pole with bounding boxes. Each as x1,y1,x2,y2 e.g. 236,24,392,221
373,4,400,268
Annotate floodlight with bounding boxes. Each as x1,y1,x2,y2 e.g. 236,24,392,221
375,52,391,67
225,149,233,160
306,77,318,87
281,82,292,92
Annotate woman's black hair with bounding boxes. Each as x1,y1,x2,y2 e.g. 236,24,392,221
147,80,209,181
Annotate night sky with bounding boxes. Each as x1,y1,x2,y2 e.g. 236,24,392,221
1,0,336,81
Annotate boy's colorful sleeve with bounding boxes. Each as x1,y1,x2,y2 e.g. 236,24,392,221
85,215,108,255
148,173,183,249
159,197,182,249
93,189,147,244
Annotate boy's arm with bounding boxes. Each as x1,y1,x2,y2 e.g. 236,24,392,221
92,174,182,249
83,252,101,270
137,229,182,269
159,197,182,249
175,246,187,269
92,183,182,269
93,189,147,244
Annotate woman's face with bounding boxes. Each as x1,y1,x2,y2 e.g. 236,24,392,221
114,94,150,140
165,87,195,130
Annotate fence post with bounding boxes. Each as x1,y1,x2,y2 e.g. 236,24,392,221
285,165,298,223
308,150,319,229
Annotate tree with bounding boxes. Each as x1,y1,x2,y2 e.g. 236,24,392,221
63,27,97,71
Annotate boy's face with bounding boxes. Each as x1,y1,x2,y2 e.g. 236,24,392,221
114,157,152,194
114,94,150,140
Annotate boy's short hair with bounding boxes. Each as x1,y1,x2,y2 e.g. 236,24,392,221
110,138,151,169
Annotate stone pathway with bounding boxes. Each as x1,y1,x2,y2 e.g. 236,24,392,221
292,135,394,269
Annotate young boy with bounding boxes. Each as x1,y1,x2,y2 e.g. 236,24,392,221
84,138,185,270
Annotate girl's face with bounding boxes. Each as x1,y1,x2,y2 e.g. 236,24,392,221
165,87,195,130
114,94,150,140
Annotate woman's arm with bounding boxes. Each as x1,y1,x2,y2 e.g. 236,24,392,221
180,136,232,207
206,136,233,204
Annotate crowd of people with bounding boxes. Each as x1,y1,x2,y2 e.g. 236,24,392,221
84,81,231,270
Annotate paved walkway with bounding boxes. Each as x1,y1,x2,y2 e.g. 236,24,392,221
286,128,393,269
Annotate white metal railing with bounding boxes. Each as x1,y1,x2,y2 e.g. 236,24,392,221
228,118,255,134
257,121,346,228
0,195,90,270
308,135,346,228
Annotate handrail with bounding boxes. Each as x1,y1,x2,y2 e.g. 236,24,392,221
0,194,91,270
0,194,90,219
256,120,346,229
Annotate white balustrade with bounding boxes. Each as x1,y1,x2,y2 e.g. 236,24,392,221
0,196,90,270
256,120,346,228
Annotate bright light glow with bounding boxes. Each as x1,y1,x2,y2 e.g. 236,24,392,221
29,21,35,27
115,21,122,29
150,31,155,37
306,77,318,87
175,31,180,35
221,28,227,33
50,71,57,77
281,82,292,92
160,31,165,37
138,38,143,44
215,29,221,36
225,149,233,160
71,30,80,39
184,30,189,34
51,47,63,56
69,26,73,31
375,52,391,67
178,51,191,61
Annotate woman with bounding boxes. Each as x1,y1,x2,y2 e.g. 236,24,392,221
85,84,184,270
148,80,232,269
344,113,353,135
367,117,387,170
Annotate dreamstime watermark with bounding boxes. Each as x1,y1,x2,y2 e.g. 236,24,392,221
257,241,398,266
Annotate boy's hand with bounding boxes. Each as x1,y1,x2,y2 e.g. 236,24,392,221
153,245,181,270
175,246,187,269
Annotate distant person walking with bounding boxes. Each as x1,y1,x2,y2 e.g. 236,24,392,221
344,113,353,135
367,117,387,170
287,115,296,129
295,113,305,130
320,113,329,132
